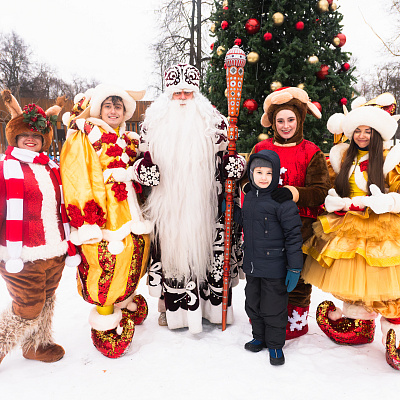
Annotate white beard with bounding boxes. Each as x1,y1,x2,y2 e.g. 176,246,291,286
144,99,218,282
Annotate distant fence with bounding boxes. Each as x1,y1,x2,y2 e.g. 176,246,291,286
0,98,152,159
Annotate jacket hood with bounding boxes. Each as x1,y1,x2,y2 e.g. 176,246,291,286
248,150,281,193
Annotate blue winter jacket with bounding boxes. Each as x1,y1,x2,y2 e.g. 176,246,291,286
242,150,303,279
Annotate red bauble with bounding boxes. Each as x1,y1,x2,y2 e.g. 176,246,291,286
243,99,258,114
223,6,228,10
335,33,346,47
312,101,322,113
341,62,350,72
210,43,214,51
245,18,261,35
340,98,348,106
295,21,304,31
263,32,273,42
316,64,329,80
327,0,333,4
221,20,229,30
234,38,242,46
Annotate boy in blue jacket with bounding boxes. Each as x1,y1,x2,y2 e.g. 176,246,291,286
242,149,303,366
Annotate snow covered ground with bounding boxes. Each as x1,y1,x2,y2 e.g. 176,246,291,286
1,266,399,400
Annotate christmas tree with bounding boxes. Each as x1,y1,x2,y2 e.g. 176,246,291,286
203,0,356,153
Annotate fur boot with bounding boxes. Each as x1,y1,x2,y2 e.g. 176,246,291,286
0,306,39,364
21,296,65,363
316,300,375,345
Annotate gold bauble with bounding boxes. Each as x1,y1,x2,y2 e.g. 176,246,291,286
317,0,329,12
225,89,228,97
208,87,212,94
222,0,228,7
258,133,269,142
308,55,319,64
272,12,284,26
210,23,216,33
332,37,341,47
270,81,282,91
330,2,337,11
247,51,260,64
297,83,305,90
216,45,226,56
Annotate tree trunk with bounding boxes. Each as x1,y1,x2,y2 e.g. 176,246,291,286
196,0,202,74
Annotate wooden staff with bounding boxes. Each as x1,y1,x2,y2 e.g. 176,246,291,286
222,46,246,331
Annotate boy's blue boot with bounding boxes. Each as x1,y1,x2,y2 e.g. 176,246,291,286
244,338,266,352
269,348,285,366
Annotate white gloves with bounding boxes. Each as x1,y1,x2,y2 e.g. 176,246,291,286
324,189,352,212
363,184,400,214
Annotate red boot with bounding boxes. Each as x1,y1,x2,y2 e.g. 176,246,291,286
316,300,375,345
381,317,400,370
286,304,309,340
91,310,135,358
124,294,148,325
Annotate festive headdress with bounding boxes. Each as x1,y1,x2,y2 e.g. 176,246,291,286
327,93,400,145
260,87,321,144
1,90,65,152
73,84,145,123
164,64,200,95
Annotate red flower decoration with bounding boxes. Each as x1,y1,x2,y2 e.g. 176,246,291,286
106,145,123,158
83,200,106,226
84,121,94,134
108,159,126,169
111,182,128,201
102,132,118,144
67,204,85,228
359,160,369,172
125,147,137,158
122,134,132,145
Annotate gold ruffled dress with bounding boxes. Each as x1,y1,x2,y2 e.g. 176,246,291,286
302,150,400,318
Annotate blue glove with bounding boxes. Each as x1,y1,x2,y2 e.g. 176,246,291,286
285,269,300,293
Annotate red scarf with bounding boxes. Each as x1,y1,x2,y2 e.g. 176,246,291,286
3,146,81,273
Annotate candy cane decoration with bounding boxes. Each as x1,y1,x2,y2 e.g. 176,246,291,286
222,45,246,331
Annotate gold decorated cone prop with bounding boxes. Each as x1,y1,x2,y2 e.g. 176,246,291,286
221,45,246,330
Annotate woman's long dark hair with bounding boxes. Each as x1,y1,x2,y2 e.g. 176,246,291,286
335,129,385,197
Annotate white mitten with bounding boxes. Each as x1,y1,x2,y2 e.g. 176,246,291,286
364,184,394,214
324,188,352,212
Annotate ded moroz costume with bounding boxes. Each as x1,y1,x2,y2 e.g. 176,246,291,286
141,64,245,333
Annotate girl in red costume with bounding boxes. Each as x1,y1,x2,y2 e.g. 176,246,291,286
248,87,330,339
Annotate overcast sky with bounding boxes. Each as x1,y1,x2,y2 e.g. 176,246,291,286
0,0,397,99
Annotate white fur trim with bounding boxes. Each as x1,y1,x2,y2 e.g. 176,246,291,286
66,128,76,139
115,292,135,309
329,143,349,174
127,131,139,141
353,156,369,193
383,143,400,177
89,307,122,331
131,220,153,235
78,224,103,244
375,93,396,107
89,84,136,121
65,254,82,268
62,112,71,127
351,97,366,109
120,153,130,164
327,113,346,135
102,220,131,243
342,106,398,141
107,240,125,255
87,125,102,144
342,302,378,320
116,137,127,149
380,316,400,347
125,182,153,234
76,119,85,131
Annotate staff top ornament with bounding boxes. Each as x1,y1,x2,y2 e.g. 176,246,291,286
224,45,246,68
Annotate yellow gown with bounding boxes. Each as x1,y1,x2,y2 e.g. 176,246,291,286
60,119,150,307
302,148,400,318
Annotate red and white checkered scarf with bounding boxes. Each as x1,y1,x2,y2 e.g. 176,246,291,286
3,146,81,273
